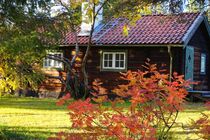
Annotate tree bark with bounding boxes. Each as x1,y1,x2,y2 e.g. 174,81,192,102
81,0,109,99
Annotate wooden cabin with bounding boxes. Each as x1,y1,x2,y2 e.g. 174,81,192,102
40,12,210,98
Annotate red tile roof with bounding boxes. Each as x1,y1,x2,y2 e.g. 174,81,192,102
62,13,200,45
61,30,89,45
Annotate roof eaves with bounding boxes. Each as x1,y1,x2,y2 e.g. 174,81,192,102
59,43,184,47
182,12,204,46
92,43,183,47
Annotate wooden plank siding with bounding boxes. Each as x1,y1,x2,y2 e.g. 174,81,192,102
188,22,210,90
85,47,182,90
39,70,65,94
40,46,183,92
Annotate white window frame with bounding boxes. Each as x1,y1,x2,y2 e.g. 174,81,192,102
102,51,126,71
43,51,63,69
200,53,206,74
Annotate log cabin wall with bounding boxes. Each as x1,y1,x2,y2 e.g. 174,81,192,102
39,70,65,97
40,46,184,93
39,45,190,94
188,22,210,90
85,46,181,90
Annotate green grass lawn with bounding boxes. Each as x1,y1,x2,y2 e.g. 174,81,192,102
0,97,69,140
0,97,209,140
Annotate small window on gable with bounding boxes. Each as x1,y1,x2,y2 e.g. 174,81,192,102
101,51,127,71
43,52,63,69
200,53,206,74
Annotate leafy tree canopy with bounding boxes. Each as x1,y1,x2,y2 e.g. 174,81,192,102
0,0,55,94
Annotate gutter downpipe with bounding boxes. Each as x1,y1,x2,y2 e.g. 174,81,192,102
168,46,173,82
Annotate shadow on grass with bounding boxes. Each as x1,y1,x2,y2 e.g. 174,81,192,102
0,128,52,140
0,125,73,140
0,125,71,130
0,125,94,140
0,97,66,111
0,124,201,140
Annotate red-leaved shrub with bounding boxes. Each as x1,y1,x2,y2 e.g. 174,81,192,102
50,60,192,140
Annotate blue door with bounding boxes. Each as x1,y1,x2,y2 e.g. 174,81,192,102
185,46,194,89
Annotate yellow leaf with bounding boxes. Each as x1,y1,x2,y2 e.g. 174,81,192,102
123,25,129,36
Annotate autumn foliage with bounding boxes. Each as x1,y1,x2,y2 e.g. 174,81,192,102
50,60,192,140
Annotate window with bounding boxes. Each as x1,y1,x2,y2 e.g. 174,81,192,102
43,52,63,69
102,51,126,71
200,53,206,74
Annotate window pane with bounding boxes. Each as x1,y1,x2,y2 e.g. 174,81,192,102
120,54,124,60
49,59,52,66
109,54,113,60
56,61,60,67
53,59,56,67
115,61,119,67
44,59,48,67
120,61,124,68
109,61,112,67
201,54,206,73
58,62,62,67
116,54,119,60
45,55,50,67
104,61,108,67
104,54,108,60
